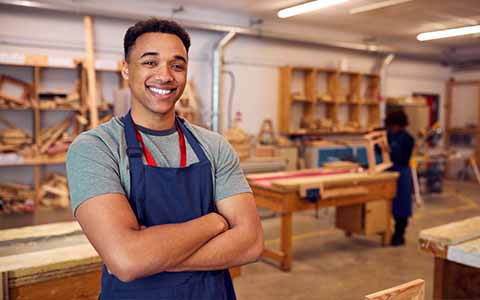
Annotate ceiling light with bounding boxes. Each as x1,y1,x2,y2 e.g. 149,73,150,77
349,0,413,14
277,0,348,19
417,25,480,41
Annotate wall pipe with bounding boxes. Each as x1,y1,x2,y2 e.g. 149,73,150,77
212,31,236,133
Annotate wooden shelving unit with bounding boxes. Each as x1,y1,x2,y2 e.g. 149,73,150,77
0,52,119,214
278,66,381,135
444,78,480,161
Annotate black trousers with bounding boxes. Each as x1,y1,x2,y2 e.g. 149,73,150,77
393,215,409,240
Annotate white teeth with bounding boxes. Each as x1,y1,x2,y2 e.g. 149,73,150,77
149,87,173,95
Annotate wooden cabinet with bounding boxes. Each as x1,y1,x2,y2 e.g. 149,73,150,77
335,199,389,235
278,66,382,135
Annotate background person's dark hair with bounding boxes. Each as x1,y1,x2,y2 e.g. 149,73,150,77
124,18,191,60
385,110,409,128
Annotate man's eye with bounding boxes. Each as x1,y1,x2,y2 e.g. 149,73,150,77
172,64,185,71
143,61,157,66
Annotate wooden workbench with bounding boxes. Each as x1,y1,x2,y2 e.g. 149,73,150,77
0,222,241,300
247,169,398,271
419,216,480,300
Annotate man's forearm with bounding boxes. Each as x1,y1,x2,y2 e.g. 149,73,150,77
166,223,263,272
108,212,227,281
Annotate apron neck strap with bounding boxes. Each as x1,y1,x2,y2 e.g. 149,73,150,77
124,111,187,168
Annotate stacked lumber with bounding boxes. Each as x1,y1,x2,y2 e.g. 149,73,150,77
38,90,81,110
37,116,75,156
0,116,33,154
0,127,33,153
0,182,35,214
0,75,33,109
39,173,70,208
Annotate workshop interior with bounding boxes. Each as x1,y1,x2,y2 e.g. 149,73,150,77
0,0,479,299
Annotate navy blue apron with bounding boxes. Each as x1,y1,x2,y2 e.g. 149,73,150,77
388,131,413,218
99,111,236,300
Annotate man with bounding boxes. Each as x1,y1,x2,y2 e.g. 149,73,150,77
385,110,415,246
66,18,263,300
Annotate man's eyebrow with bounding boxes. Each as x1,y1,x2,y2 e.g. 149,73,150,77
140,52,158,58
174,55,187,63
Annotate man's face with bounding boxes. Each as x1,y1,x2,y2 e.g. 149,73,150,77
123,32,188,117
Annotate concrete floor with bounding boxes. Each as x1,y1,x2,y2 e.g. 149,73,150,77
234,181,480,300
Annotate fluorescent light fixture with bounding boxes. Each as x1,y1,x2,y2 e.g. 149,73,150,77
349,0,413,14
277,0,348,19
417,25,480,41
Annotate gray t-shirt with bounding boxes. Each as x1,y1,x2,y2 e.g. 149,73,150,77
66,117,252,216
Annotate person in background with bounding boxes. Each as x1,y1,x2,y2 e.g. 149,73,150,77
67,18,263,300
385,110,415,246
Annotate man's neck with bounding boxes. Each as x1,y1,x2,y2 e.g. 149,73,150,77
130,107,176,131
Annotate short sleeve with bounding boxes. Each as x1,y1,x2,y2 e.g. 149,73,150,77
66,133,126,216
213,136,252,201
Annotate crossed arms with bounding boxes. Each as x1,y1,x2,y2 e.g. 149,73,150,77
75,192,264,282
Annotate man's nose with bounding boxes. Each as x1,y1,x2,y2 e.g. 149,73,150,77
153,63,173,82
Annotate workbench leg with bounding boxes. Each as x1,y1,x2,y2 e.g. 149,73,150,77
433,257,445,300
280,212,293,271
1,272,8,300
382,199,392,246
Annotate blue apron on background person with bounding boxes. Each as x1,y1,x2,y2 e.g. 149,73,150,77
388,130,414,218
99,111,236,300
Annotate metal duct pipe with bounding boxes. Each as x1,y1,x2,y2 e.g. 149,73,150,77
212,31,236,133
378,53,395,125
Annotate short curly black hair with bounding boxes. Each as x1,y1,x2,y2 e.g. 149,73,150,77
385,110,409,127
123,18,191,61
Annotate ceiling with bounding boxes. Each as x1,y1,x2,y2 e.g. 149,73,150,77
174,0,480,48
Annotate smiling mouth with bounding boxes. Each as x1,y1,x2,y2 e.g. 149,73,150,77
148,86,177,96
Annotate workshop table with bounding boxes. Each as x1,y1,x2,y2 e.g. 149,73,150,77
0,222,241,300
247,169,398,271
419,216,480,300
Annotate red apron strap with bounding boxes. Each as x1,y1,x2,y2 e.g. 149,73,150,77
176,122,187,168
134,122,187,168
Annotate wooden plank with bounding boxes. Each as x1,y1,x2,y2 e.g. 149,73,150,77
0,244,100,278
365,279,425,300
419,216,480,246
0,222,81,244
271,172,398,191
83,16,98,128
447,237,480,268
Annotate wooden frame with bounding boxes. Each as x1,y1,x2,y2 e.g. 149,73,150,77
365,279,425,300
364,131,392,173
0,75,32,106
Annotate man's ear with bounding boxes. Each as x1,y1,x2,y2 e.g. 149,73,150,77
121,61,129,80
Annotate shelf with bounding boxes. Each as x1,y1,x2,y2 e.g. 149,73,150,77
0,154,67,167
0,106,32,111
291,94,313,103
447,128,480,134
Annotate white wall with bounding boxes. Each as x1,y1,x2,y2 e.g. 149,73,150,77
0,2,452,134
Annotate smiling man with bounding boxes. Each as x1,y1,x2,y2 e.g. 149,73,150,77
66,19,263,300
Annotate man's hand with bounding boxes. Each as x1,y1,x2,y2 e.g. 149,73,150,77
166,192,264,272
